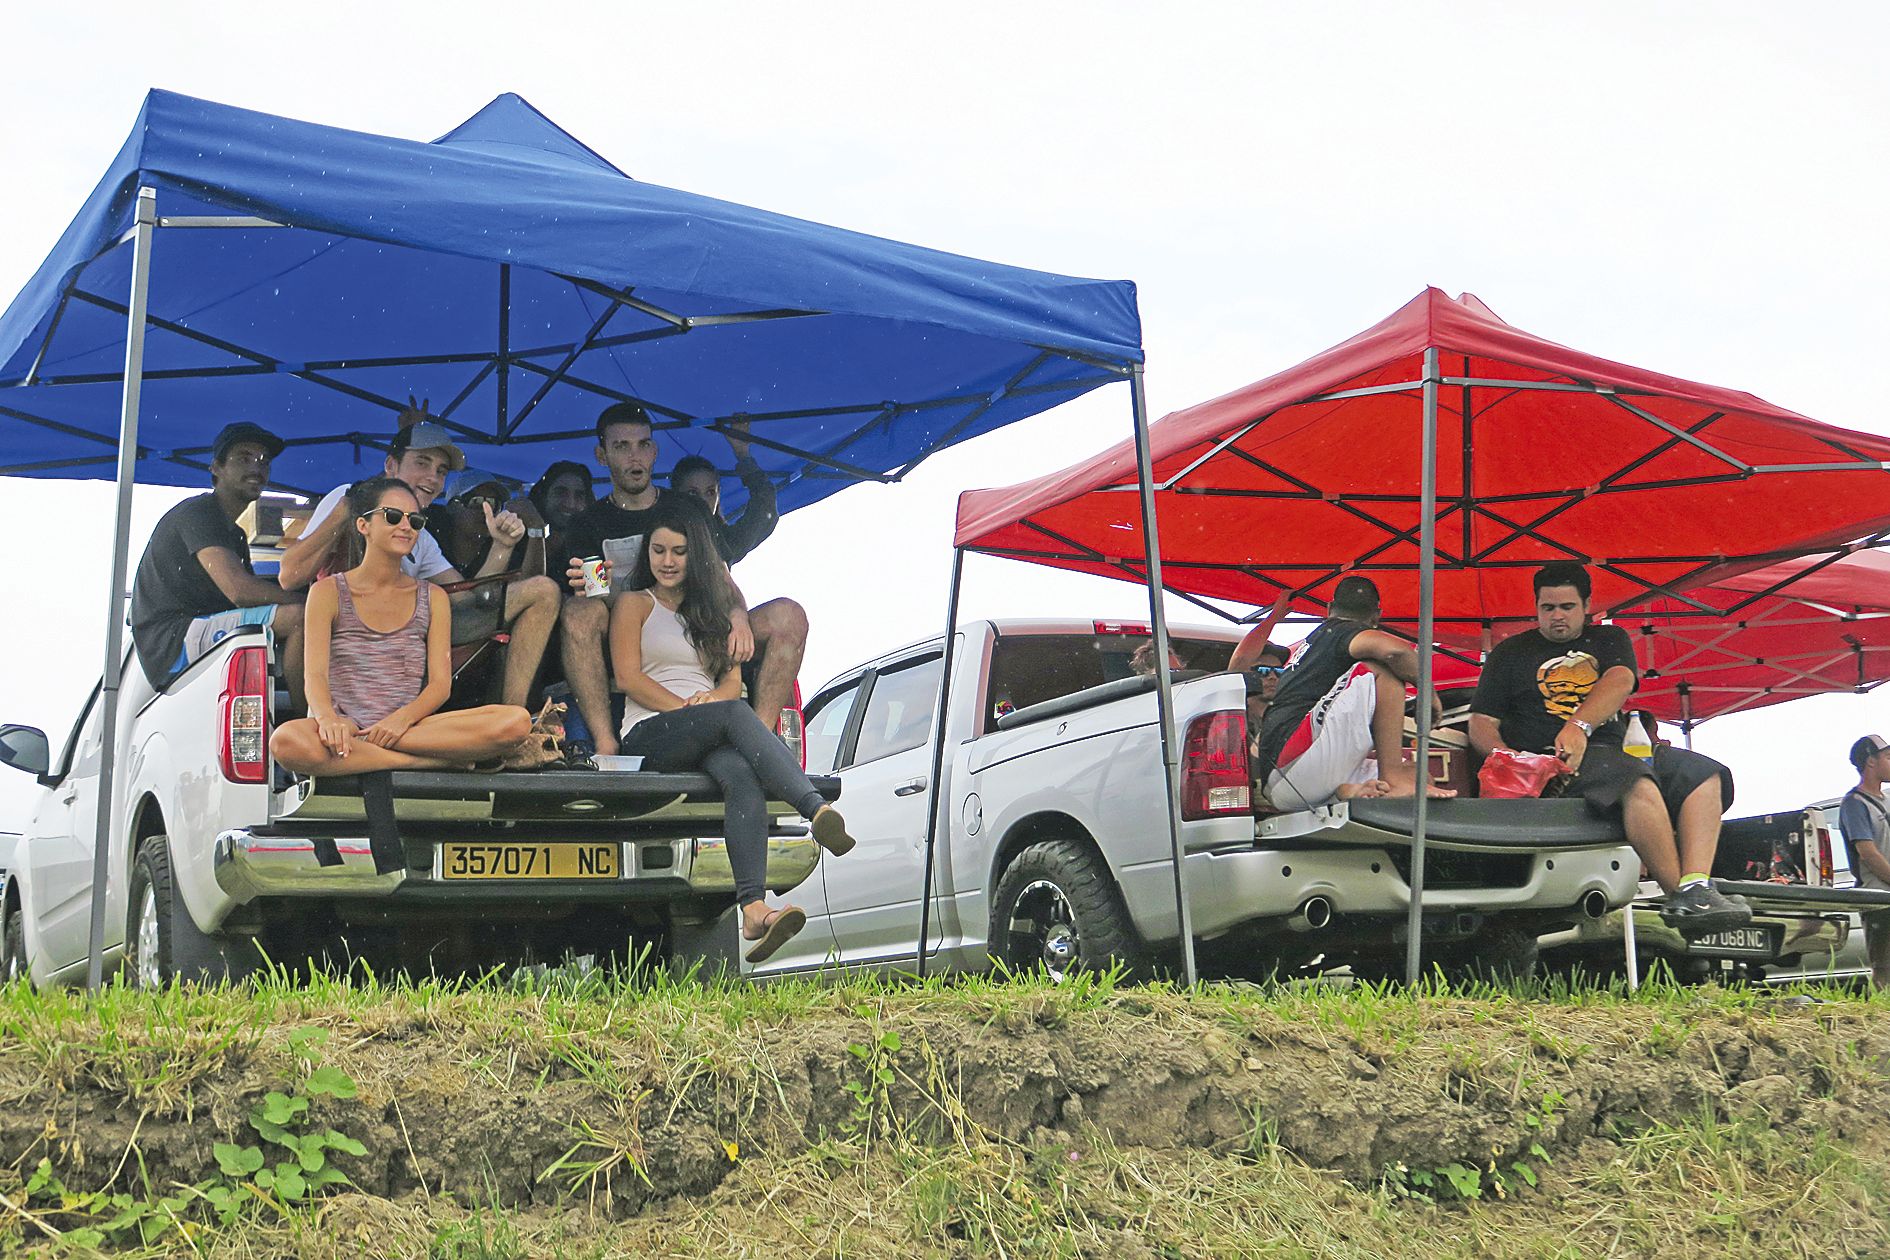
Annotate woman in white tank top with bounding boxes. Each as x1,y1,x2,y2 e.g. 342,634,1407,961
610,506,854,963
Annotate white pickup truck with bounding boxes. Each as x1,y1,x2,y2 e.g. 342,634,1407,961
729,619,1641,981
0,626,835,986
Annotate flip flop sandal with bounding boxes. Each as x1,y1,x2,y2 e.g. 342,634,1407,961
742,907,807,965
811,806,856,857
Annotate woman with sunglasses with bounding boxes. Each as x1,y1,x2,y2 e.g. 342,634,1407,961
611,503,854,963
271,478,532,777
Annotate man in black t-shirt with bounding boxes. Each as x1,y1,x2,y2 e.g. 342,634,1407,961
670,420,780,567
1251,577,1454,810
556,403,808,757
130,423,306,698
1469,562,1750,932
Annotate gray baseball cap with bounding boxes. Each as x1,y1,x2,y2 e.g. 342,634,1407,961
388,420,466,471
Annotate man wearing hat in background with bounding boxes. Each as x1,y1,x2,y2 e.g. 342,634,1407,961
130,422,307,702
279,407,561,711
1839,734,1890,988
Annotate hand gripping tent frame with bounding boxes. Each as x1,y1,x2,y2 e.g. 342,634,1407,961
940,289,1890,984
0,90,1144,986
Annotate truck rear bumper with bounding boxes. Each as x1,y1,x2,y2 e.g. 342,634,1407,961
213,829,820,903
1168,842,1640,939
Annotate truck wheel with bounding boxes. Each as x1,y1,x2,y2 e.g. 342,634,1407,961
2,902,24,984
991,839,1145,980
126,837,257,987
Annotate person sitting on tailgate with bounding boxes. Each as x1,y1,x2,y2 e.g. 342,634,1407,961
1468,561,1751,932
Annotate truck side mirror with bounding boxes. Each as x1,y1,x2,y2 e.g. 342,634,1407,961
0,725,49,778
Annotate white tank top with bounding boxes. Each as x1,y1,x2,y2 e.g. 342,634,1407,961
619,591,718,736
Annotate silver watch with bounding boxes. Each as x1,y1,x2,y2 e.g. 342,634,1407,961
1568,717,1594,736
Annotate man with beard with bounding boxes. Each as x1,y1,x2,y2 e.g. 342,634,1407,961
130,423,306,701
1469,561,1751,931
278,408,561,711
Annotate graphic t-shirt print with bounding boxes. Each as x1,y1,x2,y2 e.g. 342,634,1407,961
1536,650,1601,720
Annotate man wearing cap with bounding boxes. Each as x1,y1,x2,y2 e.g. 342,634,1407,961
279,411,560,711
130,423,306,700
1839,735,1890,988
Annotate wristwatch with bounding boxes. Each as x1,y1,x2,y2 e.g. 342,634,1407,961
1567,717,1594,736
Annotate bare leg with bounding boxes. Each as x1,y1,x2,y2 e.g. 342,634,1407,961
1620,777,1682,893
1367,663,1453,800
270,719,463,777
1673,773,1724,881
499,576,561,709
560,594,618,756
747,597,808,733
273,602,307,711
392,706,531,760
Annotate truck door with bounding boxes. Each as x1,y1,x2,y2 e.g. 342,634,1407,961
27,686,106,976
822,653,947,967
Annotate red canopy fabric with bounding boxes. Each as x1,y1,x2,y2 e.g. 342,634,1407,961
1625,550,1890,724
956,289,1890,629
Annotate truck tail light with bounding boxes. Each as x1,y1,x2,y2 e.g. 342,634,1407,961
1093,620,1152,636
778,682,806,770
1180,710,1250,820
1815,825,1834,885
219,646,271,784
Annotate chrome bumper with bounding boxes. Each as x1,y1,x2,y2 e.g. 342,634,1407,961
213,829,820,901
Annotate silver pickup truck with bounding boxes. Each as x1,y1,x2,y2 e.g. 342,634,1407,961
717,619,1640,981
0,627,835,985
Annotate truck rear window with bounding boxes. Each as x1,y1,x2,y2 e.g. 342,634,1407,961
984,633,1235,729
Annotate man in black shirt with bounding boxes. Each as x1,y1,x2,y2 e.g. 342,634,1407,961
130,423,305,699
670,420,780,567
1469,562,1750,931
1252,577,1454,810
557,404,808,757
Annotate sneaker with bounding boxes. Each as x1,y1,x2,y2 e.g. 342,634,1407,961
1658,881,1754,935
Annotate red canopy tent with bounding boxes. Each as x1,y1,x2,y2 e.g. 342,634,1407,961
1625,550,1890,727
936,289,1890,982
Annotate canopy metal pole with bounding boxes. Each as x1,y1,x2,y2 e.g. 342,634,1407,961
85,186,157,989
1679,686,1695,750
1404,347,1441,985
915,546,966,979
1621,899,1641,993
1129,364,1198,986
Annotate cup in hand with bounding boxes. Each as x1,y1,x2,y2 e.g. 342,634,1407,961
581,556,610,597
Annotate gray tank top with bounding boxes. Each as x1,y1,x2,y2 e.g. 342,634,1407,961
329,573,430,726
619,592,717,736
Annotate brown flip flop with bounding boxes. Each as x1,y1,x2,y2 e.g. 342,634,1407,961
811,805,856,857
742,907,807,965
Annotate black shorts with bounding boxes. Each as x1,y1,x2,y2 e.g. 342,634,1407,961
1569,743,1734,819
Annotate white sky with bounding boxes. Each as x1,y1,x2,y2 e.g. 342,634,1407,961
1,2,1887,825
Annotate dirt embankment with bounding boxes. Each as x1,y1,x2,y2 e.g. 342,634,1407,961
2,985,1887,1255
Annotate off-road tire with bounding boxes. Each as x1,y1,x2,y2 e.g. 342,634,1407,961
126,836,258,987
2,901,24,984
990,838,1146,979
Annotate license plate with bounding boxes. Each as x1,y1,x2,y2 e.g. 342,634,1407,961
439,842,620,880
1688,925,1778,958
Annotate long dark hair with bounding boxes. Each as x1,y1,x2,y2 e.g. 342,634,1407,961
628,504,733,681
339,476,418,570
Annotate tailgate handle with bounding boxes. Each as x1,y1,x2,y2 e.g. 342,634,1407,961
894,776,929,797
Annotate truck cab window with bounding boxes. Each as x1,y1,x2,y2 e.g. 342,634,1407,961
802,680,863,773
983,634,1236,729
852,656,944,766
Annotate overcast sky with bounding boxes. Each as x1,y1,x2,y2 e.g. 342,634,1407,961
1,2,1886,827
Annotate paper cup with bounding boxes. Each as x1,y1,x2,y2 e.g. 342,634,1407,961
581,556,610,597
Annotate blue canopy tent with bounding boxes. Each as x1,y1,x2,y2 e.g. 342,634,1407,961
0,90,1177,985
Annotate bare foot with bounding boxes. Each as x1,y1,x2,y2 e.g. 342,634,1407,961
1336,779,1392,801
1381,763,1456,799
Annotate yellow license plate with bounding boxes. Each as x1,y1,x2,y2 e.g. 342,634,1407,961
439,842,620,880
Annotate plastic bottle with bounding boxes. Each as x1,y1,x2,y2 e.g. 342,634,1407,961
1623,713,1654,760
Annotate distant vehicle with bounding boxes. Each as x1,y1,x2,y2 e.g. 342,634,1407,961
0,631,829,988
1539,795,1890,984
720,619,1639,982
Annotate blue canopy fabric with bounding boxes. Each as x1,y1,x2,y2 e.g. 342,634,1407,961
0,90,1142,511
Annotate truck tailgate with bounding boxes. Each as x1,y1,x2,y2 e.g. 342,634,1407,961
279,769,842,824
1295,798,1628,851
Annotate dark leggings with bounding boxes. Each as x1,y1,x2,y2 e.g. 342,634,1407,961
621,699,825,905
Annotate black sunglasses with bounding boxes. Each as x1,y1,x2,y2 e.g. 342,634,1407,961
359,507,428,530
